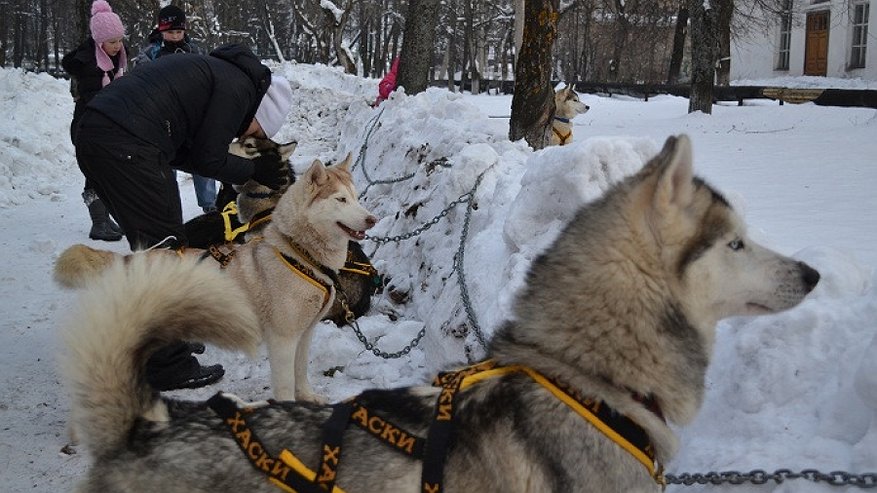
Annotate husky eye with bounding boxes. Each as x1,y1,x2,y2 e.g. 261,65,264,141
336,197,347,203
728,238,745,251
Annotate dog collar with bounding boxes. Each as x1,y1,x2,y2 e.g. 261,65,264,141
553,116,571,123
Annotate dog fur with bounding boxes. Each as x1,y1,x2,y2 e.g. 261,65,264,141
182,137,379,325
183,137,298,249
56,155,377,402
60,135,819,492
549,84,590,146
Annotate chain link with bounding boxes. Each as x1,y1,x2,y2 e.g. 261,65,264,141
336,289,426,359
364,190,474,244
666,469,877,488
452,170,490,351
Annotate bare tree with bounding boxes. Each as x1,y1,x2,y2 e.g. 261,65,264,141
715,0,733,86
667,2,688,84
688,0,718,113
509,0,559,149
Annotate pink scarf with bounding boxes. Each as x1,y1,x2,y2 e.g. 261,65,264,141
94,42,127,87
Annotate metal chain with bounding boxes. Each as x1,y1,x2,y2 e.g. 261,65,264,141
352,108,383,173
364,190,475,244
666,469,877,488
452,169,491,350
336,288,426,359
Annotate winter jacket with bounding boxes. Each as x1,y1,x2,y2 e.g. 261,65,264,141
84,44,272,185
376,57,400,103
132,30,207,67
61,38,127,140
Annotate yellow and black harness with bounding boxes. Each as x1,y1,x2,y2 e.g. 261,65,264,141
552,116,572,145
201,205,381,307
208,360,666,493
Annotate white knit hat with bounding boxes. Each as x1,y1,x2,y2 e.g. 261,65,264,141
255,76,292,139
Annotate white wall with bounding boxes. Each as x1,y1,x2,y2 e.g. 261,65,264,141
731,0,877,81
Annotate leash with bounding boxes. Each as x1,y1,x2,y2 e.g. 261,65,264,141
210,360,665,492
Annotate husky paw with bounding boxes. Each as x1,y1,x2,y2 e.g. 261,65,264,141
295,391,328,405
221,392,270,409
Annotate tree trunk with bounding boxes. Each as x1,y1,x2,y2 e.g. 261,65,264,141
76,0,89,42
715,0,733,86
397,0,440,95
327,1,356,74
0,0,9,66
509,0,559,149
688,0,717,114
667,4,688,84
513,0,524,65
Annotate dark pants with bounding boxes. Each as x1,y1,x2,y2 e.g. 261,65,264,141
74,110,187,250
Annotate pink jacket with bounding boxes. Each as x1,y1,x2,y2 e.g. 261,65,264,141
377,57,400,103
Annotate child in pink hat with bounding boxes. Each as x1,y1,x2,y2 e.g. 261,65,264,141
61,0,129,242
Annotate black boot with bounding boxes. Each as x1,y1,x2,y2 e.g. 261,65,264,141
146,341,224,391
83,190,122,242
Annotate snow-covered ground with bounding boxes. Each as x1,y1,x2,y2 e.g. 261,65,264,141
1,63,875,491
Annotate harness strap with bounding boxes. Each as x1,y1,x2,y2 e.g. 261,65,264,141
220,201,251,243
552,126,572,145
419,360,497,493
316,401,354,491
348,401,425,457
207,393,326,493
205,244,236,268
210,362,664,492
247,208,274,233
275,249,333,306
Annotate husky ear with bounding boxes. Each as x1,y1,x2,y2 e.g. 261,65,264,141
278,141,297,161
336,152,353,171
652,135,695,212
305,159,329,186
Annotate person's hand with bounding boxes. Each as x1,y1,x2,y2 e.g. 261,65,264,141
250,154,288,190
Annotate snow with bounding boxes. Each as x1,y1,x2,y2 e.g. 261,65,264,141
1,62,876,491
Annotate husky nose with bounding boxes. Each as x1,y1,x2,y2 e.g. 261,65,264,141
365,215,378,229
798,261,820,292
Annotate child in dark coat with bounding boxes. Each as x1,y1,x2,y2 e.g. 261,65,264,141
61,0,128,241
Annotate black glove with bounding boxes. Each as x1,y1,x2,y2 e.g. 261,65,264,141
250,153,288,190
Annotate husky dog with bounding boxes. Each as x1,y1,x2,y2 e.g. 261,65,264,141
549,84,590,146
60,135,818,492
57,155,378,402
184,137,298,249
182,137,380,325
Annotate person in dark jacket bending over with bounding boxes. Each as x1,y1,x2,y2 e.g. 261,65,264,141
74,43,292,251
133,4,219,214
73,44,292,390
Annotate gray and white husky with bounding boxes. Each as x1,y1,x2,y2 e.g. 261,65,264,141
60,135,818,492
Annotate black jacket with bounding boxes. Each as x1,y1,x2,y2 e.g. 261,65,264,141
85,44,271,184
61,38,125,137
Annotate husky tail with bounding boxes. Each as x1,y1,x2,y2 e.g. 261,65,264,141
54,244,122,288
60,253,261,457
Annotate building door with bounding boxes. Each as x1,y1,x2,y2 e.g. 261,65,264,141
804,11,830,76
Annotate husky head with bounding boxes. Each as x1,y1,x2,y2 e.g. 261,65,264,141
554,84,590,119
228,137,298,222
272,154,378,249
495,134,819,429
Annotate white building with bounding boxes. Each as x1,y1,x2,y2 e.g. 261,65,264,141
731,0,875,81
